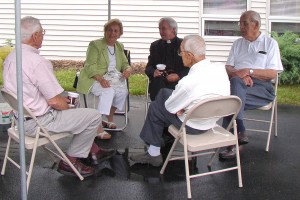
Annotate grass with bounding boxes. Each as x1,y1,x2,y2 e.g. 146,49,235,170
1,67,299,106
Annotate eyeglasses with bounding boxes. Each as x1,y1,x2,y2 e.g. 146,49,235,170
177,49,193,57
177,49,190,56
37,29,46,36
238,21,254,27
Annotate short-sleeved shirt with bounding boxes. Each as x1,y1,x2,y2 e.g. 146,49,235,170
226,33,283,72
3,44,63,116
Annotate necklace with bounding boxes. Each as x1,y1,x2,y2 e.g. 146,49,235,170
107,45,115,55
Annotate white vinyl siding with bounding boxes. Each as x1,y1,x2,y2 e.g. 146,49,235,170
1,0,297,64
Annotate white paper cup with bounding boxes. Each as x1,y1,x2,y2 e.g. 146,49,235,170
67,92,79,106
156,64,166,71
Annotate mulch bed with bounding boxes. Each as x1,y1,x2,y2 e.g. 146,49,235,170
50,60,146,74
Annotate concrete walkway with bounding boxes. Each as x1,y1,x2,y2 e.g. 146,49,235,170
0,95,299,200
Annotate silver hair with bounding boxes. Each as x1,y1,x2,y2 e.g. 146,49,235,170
183,35,206,57
242,10,261,28
159,17,178,35
21,16,42,42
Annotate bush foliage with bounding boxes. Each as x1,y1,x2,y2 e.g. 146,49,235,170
272,31,300,85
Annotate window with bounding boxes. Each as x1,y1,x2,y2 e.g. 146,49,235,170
270,0,300,17
270,0,300,35
204,20,240,36
203,0,247,15
202,0,247,37
271,22,300,35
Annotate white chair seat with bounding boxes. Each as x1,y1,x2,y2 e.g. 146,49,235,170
169,125,236,152
7,127,71,149
257,102,273,110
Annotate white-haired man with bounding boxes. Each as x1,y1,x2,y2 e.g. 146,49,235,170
145,17,189,101
219,10,283,159
3,16,115,177
131,35,230,166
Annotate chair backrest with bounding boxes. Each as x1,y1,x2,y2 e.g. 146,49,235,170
182,95,242,130
1,89,35,118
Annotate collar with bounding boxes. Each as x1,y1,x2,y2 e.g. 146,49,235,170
22,44,40,54
189,58,210,73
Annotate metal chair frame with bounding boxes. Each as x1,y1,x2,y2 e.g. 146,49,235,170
244,74,279,151
160,96,243,199
0,89,84,192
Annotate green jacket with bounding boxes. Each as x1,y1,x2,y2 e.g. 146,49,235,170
77,38,130,94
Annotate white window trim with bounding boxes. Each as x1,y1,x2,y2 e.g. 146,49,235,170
200,0,250,42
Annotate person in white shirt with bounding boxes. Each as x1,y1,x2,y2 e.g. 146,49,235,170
219,10,283,160
130,35,230,167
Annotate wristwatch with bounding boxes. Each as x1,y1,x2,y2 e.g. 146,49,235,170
249,69,254,76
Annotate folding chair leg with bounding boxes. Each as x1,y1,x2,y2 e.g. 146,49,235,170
183,135,192,199
1,136,12,175
160,136,180,174
83,94,87,108
234,120,243,187
26,134,40,192
266,102,276,152
236,141,243,187
207,148,219,169
49,139,84,180
275,101,278,137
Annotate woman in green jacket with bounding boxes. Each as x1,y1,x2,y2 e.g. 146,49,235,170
77,19,131,139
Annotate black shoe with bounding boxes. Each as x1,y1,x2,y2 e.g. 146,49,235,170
219,145,237,160
89,148,116,165
238,131,249,145
130,152,163,167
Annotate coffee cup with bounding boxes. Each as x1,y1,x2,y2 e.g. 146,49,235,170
67,92,79,106
156,64,166,71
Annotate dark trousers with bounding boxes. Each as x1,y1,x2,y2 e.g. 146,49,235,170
149,76,177,101
140,88,204,147
223,77,275,133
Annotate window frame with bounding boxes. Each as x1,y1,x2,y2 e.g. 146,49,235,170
200,0,250,41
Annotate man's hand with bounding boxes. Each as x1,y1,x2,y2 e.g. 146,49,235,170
242,76,253,87
176,109,185,116
48,95,69,110
153,69,163,77
166,73,180,82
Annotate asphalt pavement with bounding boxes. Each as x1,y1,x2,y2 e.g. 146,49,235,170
0,94,300,200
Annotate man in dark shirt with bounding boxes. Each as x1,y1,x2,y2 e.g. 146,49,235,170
145,17,189,101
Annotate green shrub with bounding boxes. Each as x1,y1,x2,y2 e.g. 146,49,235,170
272,31,300,85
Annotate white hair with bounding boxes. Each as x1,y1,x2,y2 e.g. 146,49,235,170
183,35,206,56
159,17,178,35
21,16,42,42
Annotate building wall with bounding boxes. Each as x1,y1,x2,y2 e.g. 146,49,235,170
0,0,271,63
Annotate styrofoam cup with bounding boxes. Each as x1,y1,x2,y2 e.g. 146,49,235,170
156,64,166,71
67,92,79,105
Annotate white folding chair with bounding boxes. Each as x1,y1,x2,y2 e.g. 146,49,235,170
244,74,279,151
0,89,84,192
160,96,243,199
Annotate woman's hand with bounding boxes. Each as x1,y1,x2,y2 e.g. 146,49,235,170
122,69,131,79
99,78,110,88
